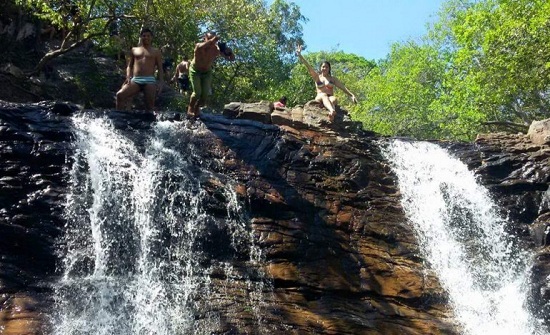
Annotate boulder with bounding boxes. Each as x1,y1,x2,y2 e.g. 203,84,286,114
528,119,550,145
224,100,364,132
223,101,272,123
270,108,292,126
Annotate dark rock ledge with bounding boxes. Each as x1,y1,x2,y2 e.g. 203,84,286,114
0,100,549,334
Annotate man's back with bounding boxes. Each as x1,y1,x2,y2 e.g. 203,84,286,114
178,60,189,75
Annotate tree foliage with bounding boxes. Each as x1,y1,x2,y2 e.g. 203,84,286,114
357,0,550,140
14,0,136,73
11,0,549,140
14,0,305,109
357,42,447,138
193,0,306,107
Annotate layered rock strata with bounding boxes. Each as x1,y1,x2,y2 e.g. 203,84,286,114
1,100,548,334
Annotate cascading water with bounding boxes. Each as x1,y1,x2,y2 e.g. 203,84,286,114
53,114,267,334
382,140,544,335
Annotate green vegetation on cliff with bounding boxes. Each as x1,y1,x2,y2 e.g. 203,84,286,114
7,0,550,141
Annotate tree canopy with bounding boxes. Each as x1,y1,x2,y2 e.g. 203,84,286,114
13,0,305,108
353,0,550,140
10,0,550,141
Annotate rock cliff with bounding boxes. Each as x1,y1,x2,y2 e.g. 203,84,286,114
0,100,548,334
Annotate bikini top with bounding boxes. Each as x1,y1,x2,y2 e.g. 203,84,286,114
316,77,334,89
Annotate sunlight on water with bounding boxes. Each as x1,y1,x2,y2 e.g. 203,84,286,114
55,115,268,335
382,140,544,335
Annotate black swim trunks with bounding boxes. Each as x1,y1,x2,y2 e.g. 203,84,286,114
177,74,190,92
162,58,173,73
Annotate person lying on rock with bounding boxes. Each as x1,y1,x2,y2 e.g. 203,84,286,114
187,31,235,119
296,44,357,122
273,96,287,109
115,28,164,112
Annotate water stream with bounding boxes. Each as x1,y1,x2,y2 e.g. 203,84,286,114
382,140,544,335
53,115,266,334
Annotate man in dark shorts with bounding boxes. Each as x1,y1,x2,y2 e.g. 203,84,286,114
171,56,190,96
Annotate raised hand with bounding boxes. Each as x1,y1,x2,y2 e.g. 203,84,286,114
296,44,303,56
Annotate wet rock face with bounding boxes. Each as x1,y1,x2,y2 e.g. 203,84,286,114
199,114,456,334
0,101,77,286
451,131,550,330
1,100,548,334
0,101,77,335
455,132,550,237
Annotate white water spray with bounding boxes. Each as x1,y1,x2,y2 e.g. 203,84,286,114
55,115,267,334
382,140,544,335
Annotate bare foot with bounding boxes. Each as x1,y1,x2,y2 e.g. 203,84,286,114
328,110,336,122
186,110,197,119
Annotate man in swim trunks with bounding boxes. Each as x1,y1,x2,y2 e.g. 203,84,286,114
116,28,164,111
187,31,235,118
171,56,190,96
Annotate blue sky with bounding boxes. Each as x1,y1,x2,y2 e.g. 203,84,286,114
280,0,447,60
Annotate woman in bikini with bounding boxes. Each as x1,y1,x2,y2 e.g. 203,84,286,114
296,44,357,122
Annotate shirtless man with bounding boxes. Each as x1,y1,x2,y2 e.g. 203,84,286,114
116,28,164,111
188,31,235,118
171,56,190,96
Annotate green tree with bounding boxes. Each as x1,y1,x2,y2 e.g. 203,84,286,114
434,0,550,134
193,0,305,107
477,0,550,129
360,0,550,140
357,42,448,138
14,0,305,110
15,0,137,73
114,0,305,108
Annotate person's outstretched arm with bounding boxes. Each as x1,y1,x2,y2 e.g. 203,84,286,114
296,44,319,80
197,34,219,50
334,77,358,103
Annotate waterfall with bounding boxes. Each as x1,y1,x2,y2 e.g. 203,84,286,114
54,114,267,334
382,140,544,335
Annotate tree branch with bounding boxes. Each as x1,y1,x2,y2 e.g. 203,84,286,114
30,18,115,75
482,120,529,133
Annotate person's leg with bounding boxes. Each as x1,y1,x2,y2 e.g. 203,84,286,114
178,77,185,96
188,94,197,116
328,96,339,121
315,93,335,112
315,93,336,122
182,76,190,97
196,71,212,116
116,82,140,110
143,84,157,111
188,69,202,117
